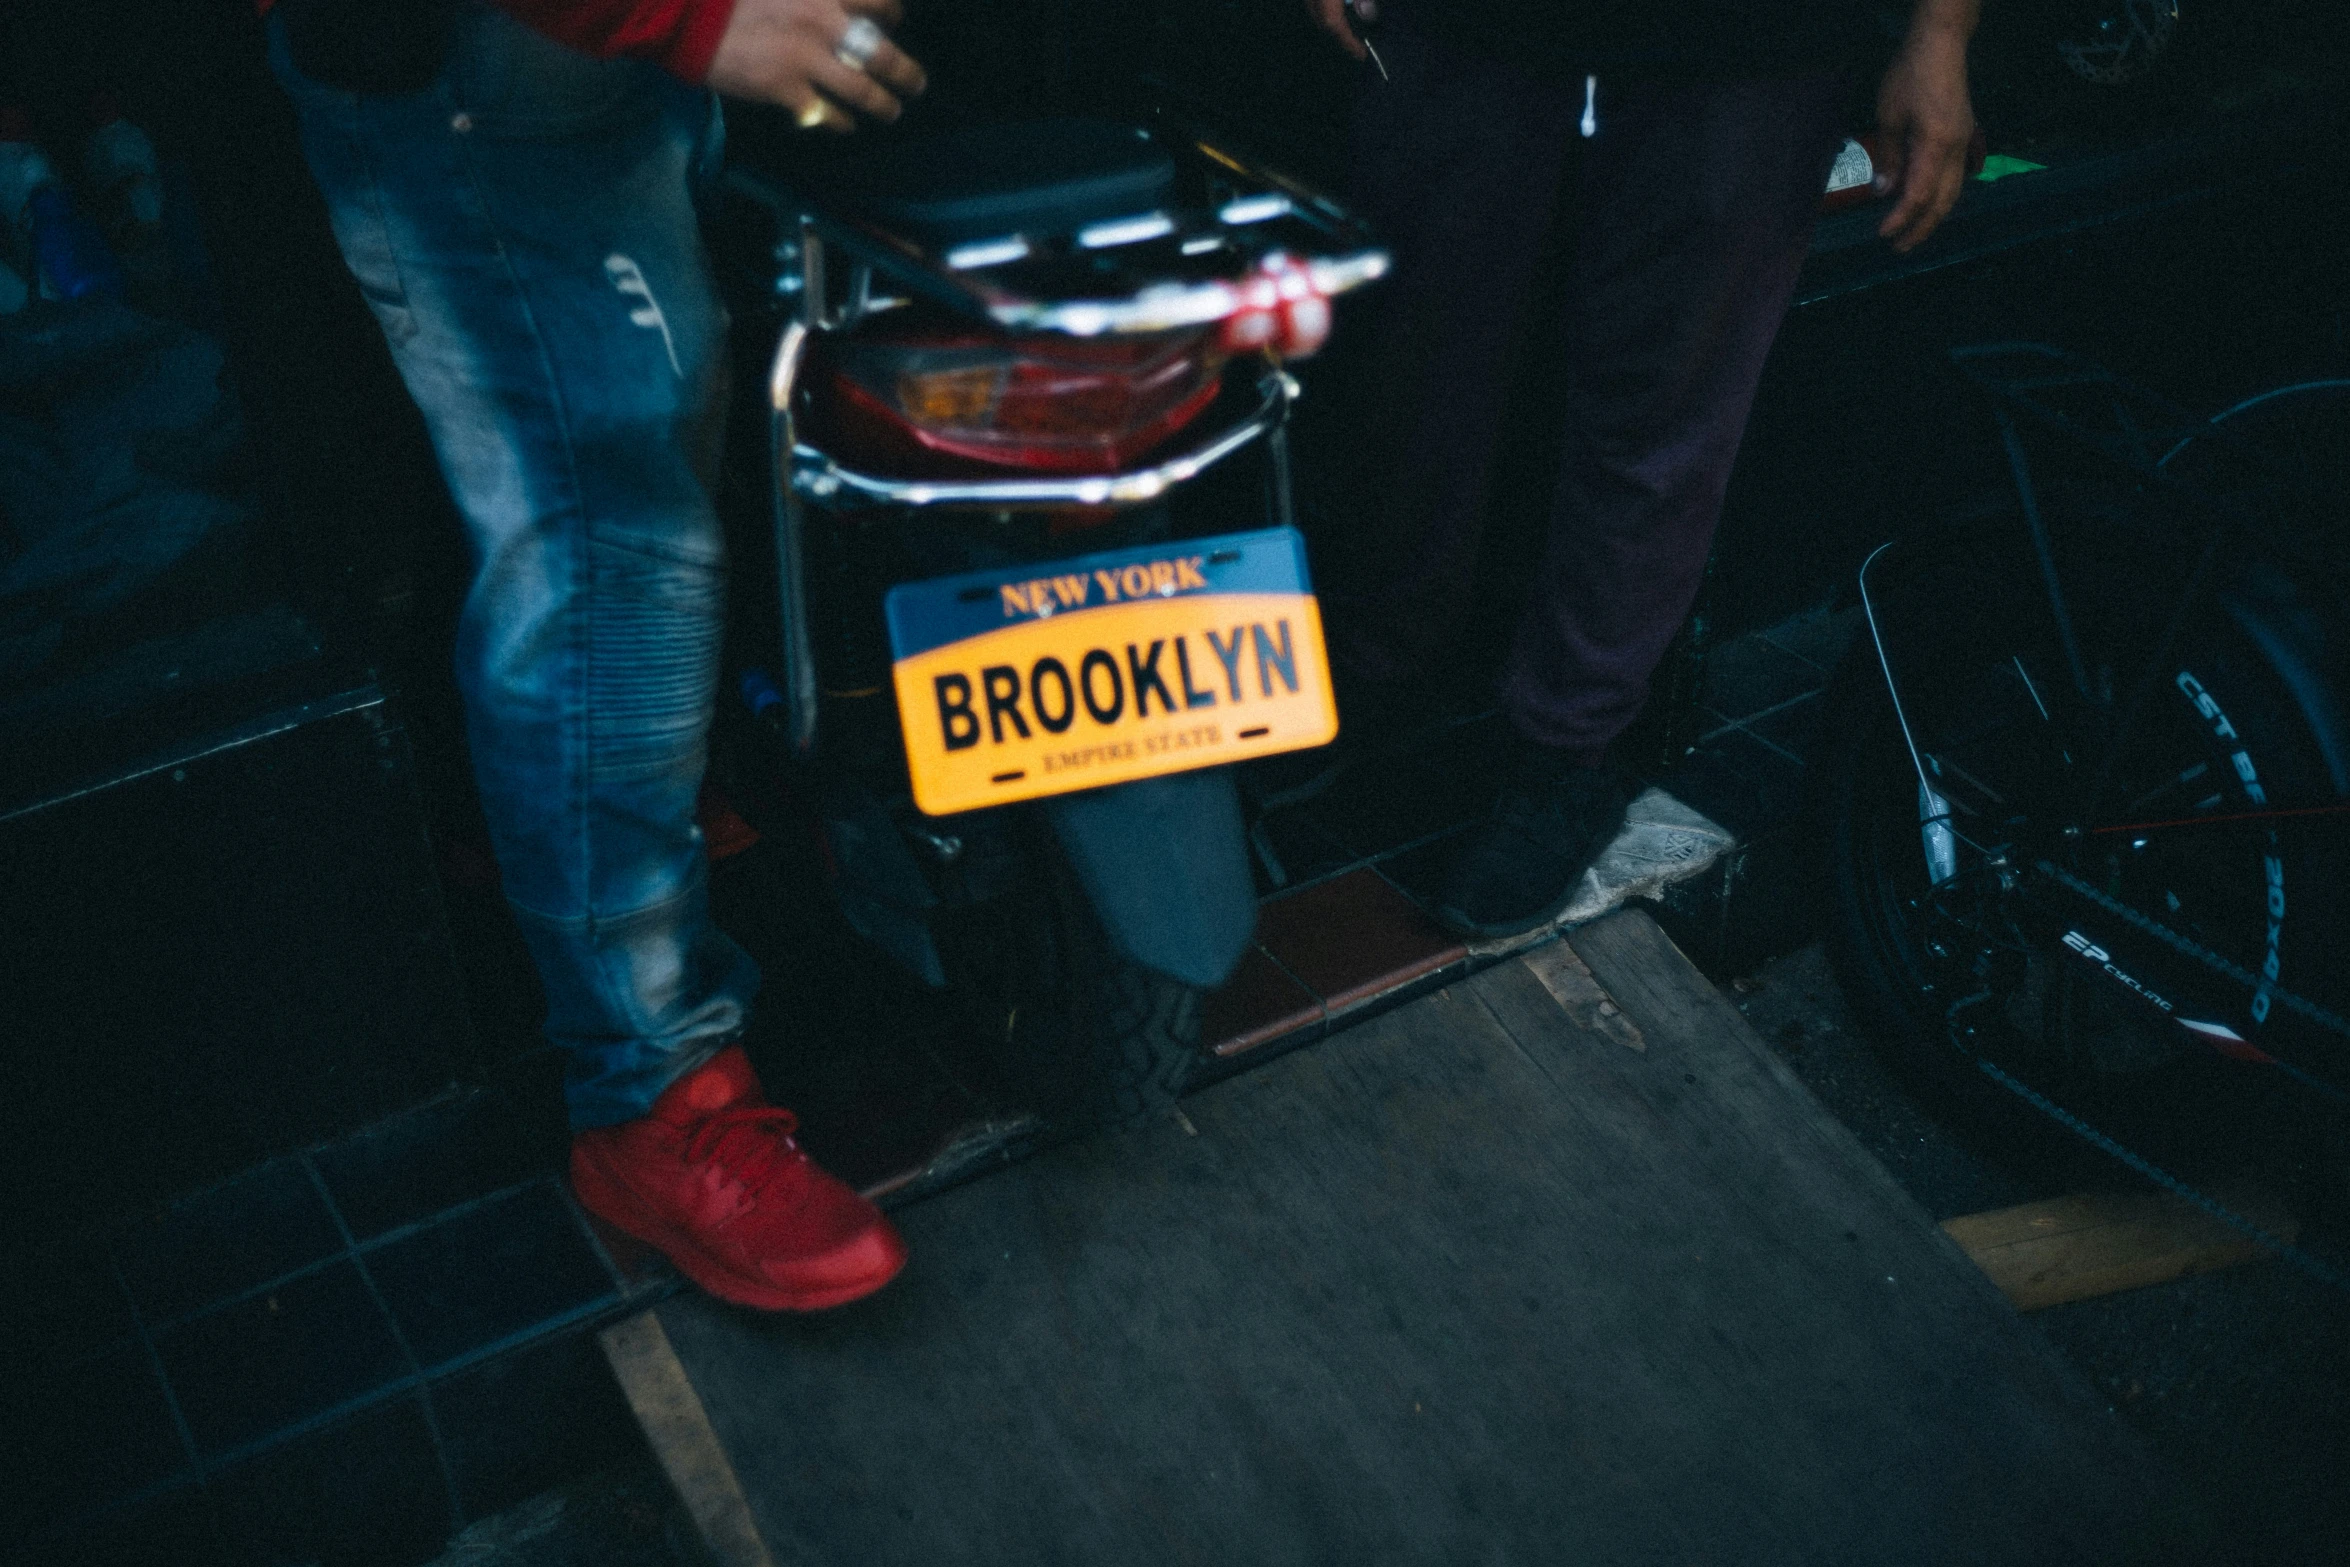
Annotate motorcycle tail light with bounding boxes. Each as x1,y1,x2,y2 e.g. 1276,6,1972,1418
818,315,1227,476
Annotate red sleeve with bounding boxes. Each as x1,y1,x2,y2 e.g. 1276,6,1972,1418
491,0,739,84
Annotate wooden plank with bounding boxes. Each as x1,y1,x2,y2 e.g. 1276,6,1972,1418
1518,937,1645,1052
1943,1186,2299,1311
599,1311,777,1567
643,911,2204,1567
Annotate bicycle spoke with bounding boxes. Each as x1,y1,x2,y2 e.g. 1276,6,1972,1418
2121,759,2208,815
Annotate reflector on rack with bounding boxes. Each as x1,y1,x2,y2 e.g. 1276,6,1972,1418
819,311,1228,476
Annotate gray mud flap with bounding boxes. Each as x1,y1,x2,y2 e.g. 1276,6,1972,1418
823,801,947,988
1040,767,1257,991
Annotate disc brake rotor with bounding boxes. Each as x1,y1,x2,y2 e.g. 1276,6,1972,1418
2058,0,2181,85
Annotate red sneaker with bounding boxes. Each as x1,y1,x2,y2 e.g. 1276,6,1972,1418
570,1046,907,1312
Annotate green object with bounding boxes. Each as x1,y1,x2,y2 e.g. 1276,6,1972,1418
1975,154,2047,183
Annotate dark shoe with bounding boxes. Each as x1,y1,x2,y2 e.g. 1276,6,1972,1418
1435,746,1637,939
571,1046,908,1312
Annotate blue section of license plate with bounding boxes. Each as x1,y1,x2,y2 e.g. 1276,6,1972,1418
884,527,1315,663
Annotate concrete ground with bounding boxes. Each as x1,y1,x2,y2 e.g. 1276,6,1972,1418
436,941,2350,1567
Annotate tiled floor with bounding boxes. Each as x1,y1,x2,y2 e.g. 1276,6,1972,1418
1642,606,1860,971
4,1089,659,1565
1199,946,1324,1060
1197,868,1469,1069
1672,605,1856,836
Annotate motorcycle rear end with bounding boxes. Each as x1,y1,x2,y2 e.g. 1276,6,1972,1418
710,118,1386,1127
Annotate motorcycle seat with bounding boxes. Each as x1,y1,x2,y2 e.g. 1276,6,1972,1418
850,119,1177,245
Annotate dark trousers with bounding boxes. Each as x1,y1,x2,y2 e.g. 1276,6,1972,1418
1322,22,1846,757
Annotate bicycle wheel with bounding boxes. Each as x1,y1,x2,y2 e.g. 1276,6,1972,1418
1828,501,2347,1107
2062,584,2344,1071
2123,380,2350,1059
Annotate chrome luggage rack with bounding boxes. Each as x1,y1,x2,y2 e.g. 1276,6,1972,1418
726,123,1389,344
725,122,1390,755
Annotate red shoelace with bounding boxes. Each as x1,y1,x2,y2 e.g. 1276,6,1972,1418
683,1105,810,1193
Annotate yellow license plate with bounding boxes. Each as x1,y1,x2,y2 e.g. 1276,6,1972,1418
885,527,1337,816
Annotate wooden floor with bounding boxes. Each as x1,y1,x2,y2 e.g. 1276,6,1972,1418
618,911,2205,1566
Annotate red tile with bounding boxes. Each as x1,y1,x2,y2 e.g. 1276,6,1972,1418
1202,945,1325,1059
1255,868,1466,1016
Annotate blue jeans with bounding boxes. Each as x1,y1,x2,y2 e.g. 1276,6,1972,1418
272,7,758,1128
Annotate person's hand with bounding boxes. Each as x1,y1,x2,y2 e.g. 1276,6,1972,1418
1303,0,1371,62
707,0,928,131
1873,0,1978,252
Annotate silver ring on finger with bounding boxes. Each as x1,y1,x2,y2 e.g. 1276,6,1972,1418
834,16,886,73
